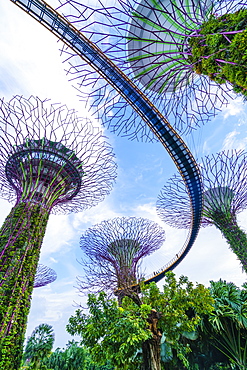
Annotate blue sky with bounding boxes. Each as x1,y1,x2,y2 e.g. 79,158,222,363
1,0,247,349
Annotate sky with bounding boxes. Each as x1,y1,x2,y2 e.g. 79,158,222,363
1,0,247,350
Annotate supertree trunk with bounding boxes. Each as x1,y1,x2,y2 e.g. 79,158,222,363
0,201,49,370
211,211,247,272
157,151,247,274
0,95,116,368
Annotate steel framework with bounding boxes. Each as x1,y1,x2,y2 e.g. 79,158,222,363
55,0,245,136
157,150,247,271
0,95,116,369
78,217,165,296
10,0,203,285
34,264,57,288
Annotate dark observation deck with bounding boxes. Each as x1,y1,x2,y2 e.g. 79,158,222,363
5,138,84,208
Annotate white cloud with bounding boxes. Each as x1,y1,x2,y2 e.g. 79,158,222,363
222,130,247,151
221,97,245,119
27,284,84,348
0,1,89,116
174,225,247,288
49,257,59,264
40,215,75,257
132,202,159,221
72,199,123,230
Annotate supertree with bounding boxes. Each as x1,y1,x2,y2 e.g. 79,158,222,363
33,264,57,288
78,217,166,303
0,95,117,369
56,0,246,137
157,150,247,272
11,0,204,286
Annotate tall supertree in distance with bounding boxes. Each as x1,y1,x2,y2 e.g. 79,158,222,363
156,150,247,272
57,0,246,138
34,264,57,288
78,217,165,303
0,95,117,370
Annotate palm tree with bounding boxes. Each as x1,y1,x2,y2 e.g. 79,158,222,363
202,280,247,370
23,323,55,369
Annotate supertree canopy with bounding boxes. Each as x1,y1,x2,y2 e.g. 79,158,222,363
11,0,205,288
157,150,247,272
56,0,246,137
78,217,165,301
33,264,57,288
0,95,117,370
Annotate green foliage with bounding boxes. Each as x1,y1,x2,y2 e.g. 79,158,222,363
169,280,247,369
67,273,214,369
67,291,150,370
208,210,247,273
0,202,49,370
139,273,215,366
23,323,55,369
204,280,247,369
43,340,113,370
159,279,247,369
189,9,247,99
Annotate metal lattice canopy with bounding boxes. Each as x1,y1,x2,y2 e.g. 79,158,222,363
78,217,166,293
57,0,245,139
157,150,247,229
34,264,57,288
10,0,205,282
0,95,117,214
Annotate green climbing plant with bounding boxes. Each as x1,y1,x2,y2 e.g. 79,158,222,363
0,201,49,370
189,8,247,99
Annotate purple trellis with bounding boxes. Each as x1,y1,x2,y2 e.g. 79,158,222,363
78,217,165,299
34,264,57,288
0,95,117,214
0,95,117,369
157,150,247,271
57,0,245,139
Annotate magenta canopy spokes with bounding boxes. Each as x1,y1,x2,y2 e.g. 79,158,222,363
157,150,247,228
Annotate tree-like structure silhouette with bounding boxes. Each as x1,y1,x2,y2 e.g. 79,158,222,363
0,95,117,369
34,264,57,288
157,150,247,271
11,0,205,288
78,217,165,302
57,0,245,138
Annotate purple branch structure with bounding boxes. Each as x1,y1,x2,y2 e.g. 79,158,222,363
57,0,245,139
34,264,57,288
157,150,247,272
78,217,165,300
0,95,117,369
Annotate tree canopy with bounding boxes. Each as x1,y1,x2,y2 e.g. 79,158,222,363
67,272,214,369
